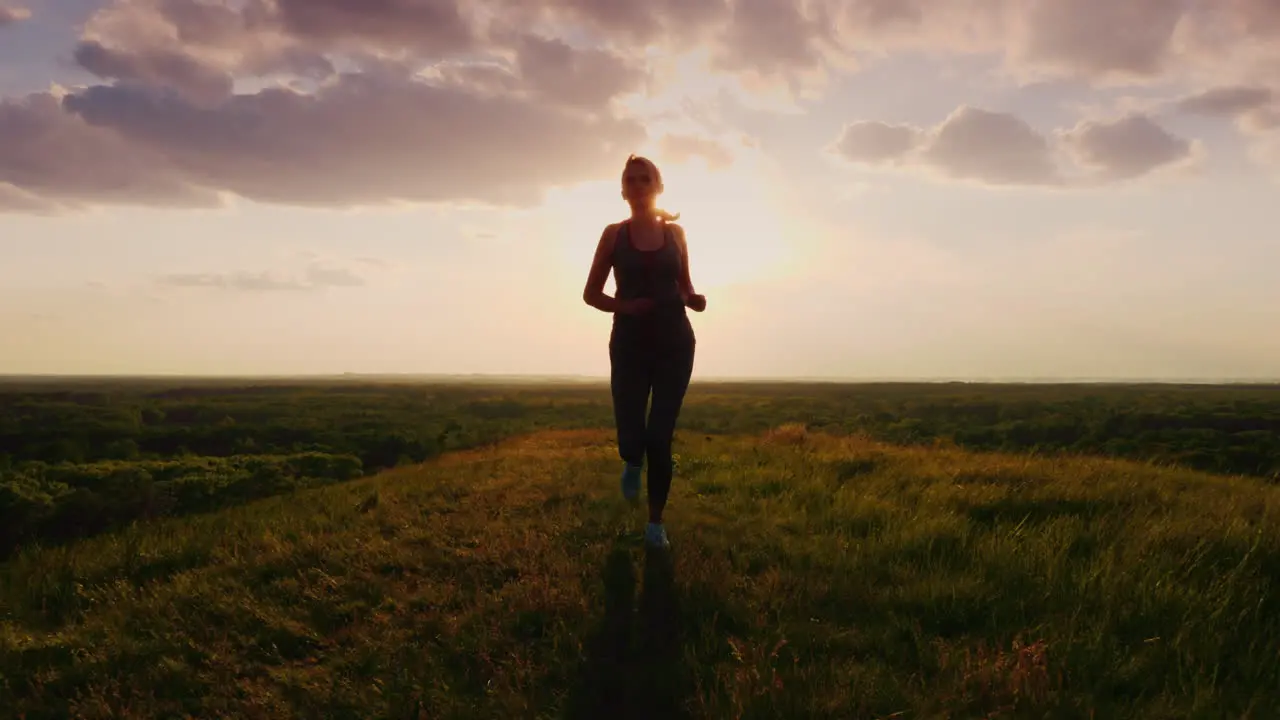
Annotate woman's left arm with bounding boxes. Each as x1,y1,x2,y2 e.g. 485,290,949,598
672,224,706,312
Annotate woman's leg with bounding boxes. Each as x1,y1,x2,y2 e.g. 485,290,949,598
644,331,695,525
609,327,651,500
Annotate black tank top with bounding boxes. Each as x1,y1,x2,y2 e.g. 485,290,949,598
612,220,685,314
610,220,693,348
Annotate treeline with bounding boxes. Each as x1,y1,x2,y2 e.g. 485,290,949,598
2,380,1278,557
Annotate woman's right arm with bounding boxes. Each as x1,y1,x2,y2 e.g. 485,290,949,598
583,224,625,313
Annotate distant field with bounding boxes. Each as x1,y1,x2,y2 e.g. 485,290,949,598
2,378,1279,557
3,427,1277,718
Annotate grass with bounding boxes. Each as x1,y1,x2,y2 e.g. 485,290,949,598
2,426,1279,718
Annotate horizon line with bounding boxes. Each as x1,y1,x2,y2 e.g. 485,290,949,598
1,372,1279,386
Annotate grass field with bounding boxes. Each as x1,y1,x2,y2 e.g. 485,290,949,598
3,414,1278,718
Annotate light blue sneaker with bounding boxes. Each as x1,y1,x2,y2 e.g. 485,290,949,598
645,522,670,550
620,462,642,502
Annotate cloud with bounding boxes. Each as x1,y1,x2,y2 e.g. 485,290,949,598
160,271,313,292
269,0,478,54
920,107,1062,185
831,106,1061,187
0,92,223,212
821,0,1280,92
1059,114,1197,181
0,0,665,214
505,32,649,109
74,40,236,106
500,0,728,47
0,5,29,26
7,0,1277,213
1008,0,1186,81
159,259,371,292
57,67,642,208
832,106,1196,187
1172,85,1280,141
711,0,835,79
830,121,921,164
657,133,735,170
73,0,1280,102
0,183,58,213
1175,86,1274,117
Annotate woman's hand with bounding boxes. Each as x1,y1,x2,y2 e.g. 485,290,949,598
619,298,655,315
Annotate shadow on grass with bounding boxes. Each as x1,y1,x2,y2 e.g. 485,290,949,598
564,543,693,719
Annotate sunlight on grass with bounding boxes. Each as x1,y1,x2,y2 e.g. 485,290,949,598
3,427,1279,718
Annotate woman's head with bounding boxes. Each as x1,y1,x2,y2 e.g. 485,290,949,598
621,154,679,222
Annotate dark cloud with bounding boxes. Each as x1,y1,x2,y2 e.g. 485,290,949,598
1175,86,1274,117
506,0,728,48
75,0,1280,96
830,121,921,164
9,0,1266,212
0,92,221,211
826,0,1280,90
0,5,29,26
270,0,477,56
832,106,1195,187
712,0,834,78
0,0,651,213
54,67,642,208
920,107,1061,185
839,0,925,29
501,0,844,90
657,133,734,170
1060,114,1195,180
832,107,1060,186
74,40,235,105
508,33,649,109
1012,0,1185,80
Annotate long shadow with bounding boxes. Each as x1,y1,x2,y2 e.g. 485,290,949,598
563,544,693,719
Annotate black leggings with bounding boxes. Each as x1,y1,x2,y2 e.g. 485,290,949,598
609,314,696,518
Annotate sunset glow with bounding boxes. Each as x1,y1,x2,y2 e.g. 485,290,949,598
2,0,1279,379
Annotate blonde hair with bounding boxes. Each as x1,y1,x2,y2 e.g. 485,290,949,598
624,154,680,222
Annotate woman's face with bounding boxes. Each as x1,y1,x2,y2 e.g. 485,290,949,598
621,161,660,206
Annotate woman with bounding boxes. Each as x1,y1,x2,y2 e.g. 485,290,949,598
582,154,707,550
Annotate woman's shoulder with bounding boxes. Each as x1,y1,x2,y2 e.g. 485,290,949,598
597,221,623,245
664,221,688,247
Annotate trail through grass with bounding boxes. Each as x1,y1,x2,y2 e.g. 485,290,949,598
2,428,1278,718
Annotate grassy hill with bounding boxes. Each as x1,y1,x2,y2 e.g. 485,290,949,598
3,426,1277,719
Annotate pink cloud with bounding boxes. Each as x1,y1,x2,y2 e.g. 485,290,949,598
5,0,1280,212
57,66,643,208
0,5,29,26
831,106,1194,187
1059,114,1198,181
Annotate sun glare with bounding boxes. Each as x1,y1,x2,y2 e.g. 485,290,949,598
544,155,797,294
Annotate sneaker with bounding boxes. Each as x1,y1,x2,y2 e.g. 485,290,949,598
645,522,670,550
620,462,642,502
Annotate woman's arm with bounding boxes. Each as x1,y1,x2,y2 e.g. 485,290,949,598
672,224,707,312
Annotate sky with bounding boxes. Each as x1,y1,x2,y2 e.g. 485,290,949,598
2,0,1280,380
